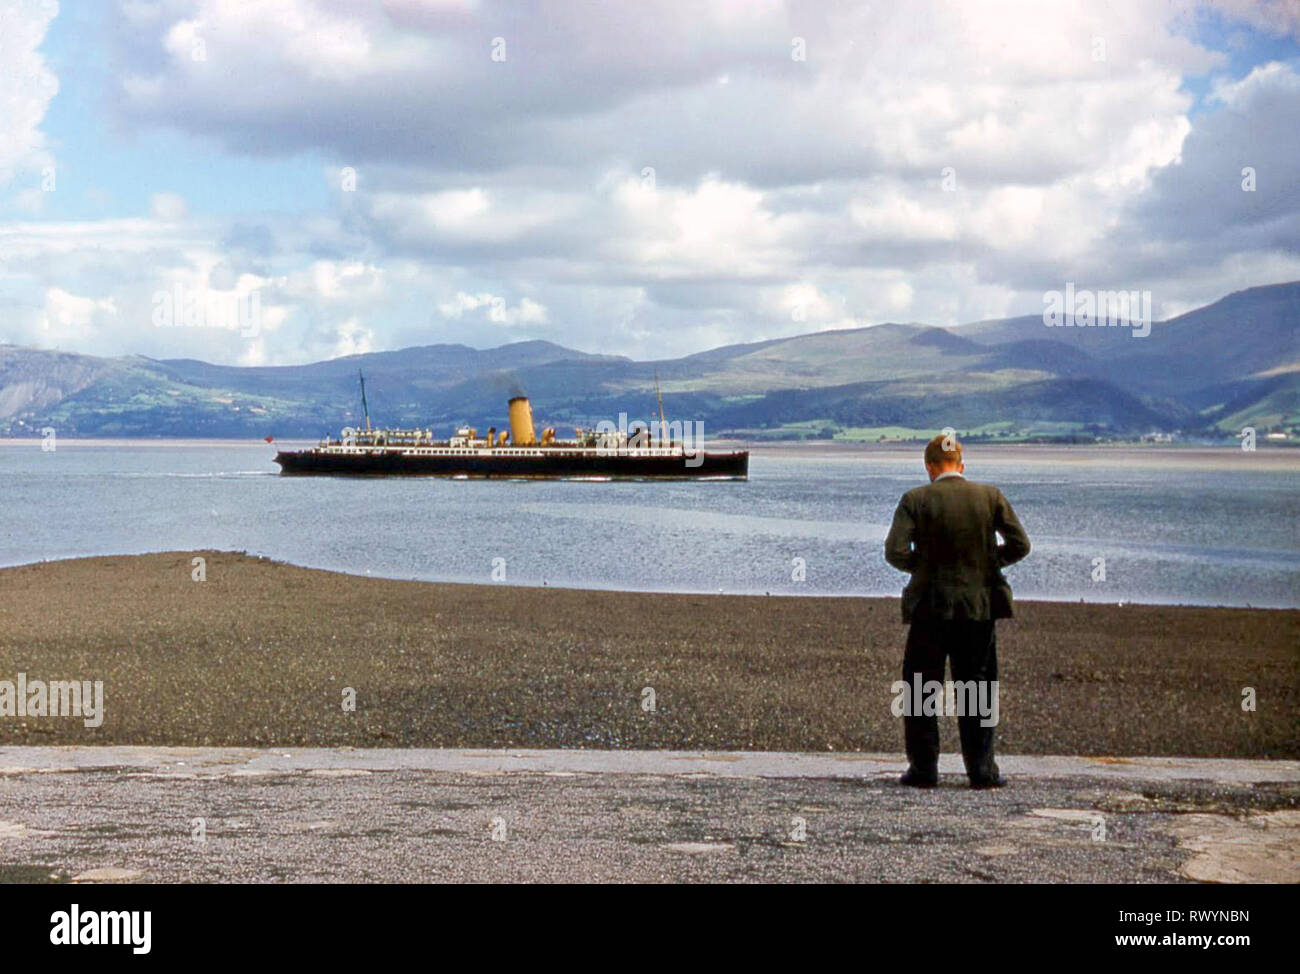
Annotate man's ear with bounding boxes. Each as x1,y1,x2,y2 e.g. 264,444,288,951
958,461,965,473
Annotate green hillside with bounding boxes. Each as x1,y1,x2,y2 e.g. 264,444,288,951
1,282,1296,442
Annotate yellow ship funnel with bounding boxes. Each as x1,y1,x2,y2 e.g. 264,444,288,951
508,396,536,445
498,430,509,446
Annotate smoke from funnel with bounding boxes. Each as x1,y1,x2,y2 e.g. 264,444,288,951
488,371,526,399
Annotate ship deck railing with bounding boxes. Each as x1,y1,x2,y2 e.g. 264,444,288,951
316,444,708,457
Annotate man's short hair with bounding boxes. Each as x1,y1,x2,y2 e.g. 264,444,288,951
924,432,962,467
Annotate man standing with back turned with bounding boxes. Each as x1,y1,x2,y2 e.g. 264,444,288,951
884,433,1031,789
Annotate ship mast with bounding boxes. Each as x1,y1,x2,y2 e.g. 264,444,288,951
654,370,667,447
358,369,372,431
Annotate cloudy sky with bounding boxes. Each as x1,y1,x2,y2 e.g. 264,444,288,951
1,0,1298,366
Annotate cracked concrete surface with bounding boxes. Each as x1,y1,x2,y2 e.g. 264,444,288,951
1165,810,1300,883
0,748,1295,883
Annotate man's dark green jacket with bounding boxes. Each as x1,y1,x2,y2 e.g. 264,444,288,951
884,474,1031,623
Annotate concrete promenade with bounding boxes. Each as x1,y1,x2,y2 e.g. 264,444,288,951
0,747,1296,883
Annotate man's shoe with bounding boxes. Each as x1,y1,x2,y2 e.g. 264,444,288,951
900,769,938,788
970,775,1008,790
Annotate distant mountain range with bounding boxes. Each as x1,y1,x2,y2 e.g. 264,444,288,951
2,281,1297,441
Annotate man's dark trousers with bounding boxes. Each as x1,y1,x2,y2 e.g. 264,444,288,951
903,615,999,782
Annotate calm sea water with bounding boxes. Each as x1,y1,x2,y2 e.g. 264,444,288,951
0,442,1296,608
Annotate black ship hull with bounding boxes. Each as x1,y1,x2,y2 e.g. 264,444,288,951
274,448,748,479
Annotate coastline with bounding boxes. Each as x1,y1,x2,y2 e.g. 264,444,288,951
0,549,1294,611
4,437,1297,473
0,551,1294,756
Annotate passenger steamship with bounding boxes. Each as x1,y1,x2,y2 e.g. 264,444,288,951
272,374,748,480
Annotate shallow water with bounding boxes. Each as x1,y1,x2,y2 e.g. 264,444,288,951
0,442,1296,607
